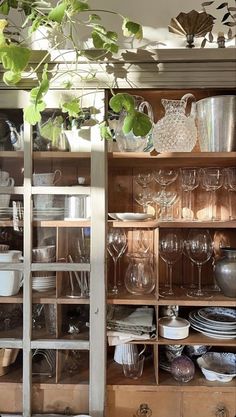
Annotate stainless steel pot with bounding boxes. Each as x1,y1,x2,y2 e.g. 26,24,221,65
196,95,236,152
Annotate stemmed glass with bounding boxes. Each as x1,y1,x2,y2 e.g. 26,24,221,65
134,191,153,213
153,191,178,221
134,172,153,189
225,167,236,220
185,229,213,298
153,169,179,220
201,168,223,220
107,228,127,295
159,230,183,296
180,168,199,220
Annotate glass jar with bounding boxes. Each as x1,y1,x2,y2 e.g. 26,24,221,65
124,252,155,295
170,355,195,382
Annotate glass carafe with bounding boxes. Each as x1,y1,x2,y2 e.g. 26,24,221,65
124,252,155,295
153,93,197,152
115,95,154,152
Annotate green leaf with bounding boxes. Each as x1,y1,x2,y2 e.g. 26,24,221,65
0,45,30,72
122,19,143,40
40,116,64,142
109,93,135,113
123,112,135,134
61,98,82,118
30,64,49,105
99,121,113,140
123,110,152,136
92,25,118,52
132,111,152,137
0,2,10,15
89,14,101,22
48,1,67,23
23,101,46,125
3,70,21,85
68,0,90,13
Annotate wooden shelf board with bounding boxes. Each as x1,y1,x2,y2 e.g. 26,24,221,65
57,296,90,304
108,220,236,229
33,151,91,159
33,220,91,227
32,291,56,303
157,287,236,307
0,151,23,159
108,152,236,168
107,291,156,305
0,293,23,303
158,332,236,347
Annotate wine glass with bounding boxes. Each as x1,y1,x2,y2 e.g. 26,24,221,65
153,190,178,221
134,172,153,189
225,167,236,220
159,230,183,296
185,229,213,298
201,168,223,221
107,228,127,295
180,168,199,220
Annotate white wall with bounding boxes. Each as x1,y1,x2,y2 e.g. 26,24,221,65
86,0,236,48
6,0,236,49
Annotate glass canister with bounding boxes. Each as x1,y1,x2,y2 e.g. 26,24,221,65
124,252,155,295
114,95,154,152
153,93,197,152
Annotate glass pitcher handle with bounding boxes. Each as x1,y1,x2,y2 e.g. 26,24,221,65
138,101,154,122
181,93,196,117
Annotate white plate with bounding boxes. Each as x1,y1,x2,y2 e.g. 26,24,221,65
115,213,154,221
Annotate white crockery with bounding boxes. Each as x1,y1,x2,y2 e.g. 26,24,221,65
32,169,61,186
158,316,190,340
197,352,236,382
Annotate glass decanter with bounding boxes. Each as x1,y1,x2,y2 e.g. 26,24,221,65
124,252,155,295
153,93,197,152
115,95,154,152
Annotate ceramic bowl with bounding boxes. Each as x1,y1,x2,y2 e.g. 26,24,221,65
197,352,236,382
158,316,190,340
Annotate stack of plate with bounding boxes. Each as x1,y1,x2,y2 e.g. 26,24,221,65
33,207,64,220
108,212,154,221
0,207,12,220
32,275,56,292
189,307,236,339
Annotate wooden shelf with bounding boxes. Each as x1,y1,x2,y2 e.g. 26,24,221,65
107,291,156,305
158,331,236,347
0,293,23,303
33,151,91,159
108,151,236,168
0,151,23,159
33,220,91,227
108,220,236,229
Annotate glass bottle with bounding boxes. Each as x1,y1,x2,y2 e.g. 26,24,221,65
124,252,155,295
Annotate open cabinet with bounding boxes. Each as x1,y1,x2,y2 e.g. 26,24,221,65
0,89,106,417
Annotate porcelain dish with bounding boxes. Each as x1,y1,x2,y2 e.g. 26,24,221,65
197,352,236,382
109,212,154,221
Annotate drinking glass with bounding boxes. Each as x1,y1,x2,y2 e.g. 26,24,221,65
153,190,178,221
154,168,179,191
159,230,183,296
134,172,153,189
107,228,127,295
225,167,236,220
180,168,199,220
134,191,153,213
201,168,223,221
185,229,213,298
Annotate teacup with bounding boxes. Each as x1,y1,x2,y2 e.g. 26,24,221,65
0,170,14,187
32,169,61,186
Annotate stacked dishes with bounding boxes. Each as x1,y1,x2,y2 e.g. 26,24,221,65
33,207,64,220
32,274,56,292
0,207,12,220
189,307,236,339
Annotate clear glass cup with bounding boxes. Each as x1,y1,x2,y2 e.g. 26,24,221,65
180,168,199,220
201,167,223,221
122,354,145,379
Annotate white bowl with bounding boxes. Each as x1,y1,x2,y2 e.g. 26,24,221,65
158,316,190,340
197,352,236,382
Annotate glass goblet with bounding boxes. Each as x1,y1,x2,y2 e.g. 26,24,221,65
134,172,153,189
225,167,236,220
180,168,199,220
201,167,223,221
134,191,153,213
107,228,127,295
185,229,213,298
159,230,183,297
